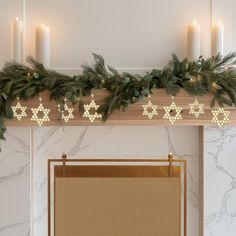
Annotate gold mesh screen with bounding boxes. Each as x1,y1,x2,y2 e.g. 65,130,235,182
55,177,181,236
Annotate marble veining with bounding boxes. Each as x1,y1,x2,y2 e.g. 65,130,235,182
0,125,200,236
2,125,236,236
31,126,199,236
204,126,236,236
0,127,30,236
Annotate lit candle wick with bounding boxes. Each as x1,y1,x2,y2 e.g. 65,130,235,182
36,22,51,67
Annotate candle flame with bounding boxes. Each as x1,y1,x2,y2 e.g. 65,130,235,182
16,17,19,21
217,21,222,26
42,23,45,28
193,20,197,25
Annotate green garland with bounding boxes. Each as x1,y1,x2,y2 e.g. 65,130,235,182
1,52,236,139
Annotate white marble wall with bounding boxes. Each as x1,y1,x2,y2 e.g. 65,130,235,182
31,126,199,236
1,1,236,236
204,126,236,236
0,125,201,236
2,125,236,236
0,127,30,236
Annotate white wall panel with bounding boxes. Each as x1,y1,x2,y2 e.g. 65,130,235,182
4,1,236,236
212,0,236,55
0,0,24,68
25,0,211,69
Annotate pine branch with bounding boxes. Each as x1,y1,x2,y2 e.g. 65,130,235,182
0,53,236,140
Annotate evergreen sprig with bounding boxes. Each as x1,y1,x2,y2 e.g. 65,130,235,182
0,53,236,139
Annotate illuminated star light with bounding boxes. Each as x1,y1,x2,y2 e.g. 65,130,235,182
58,104,74,123
83,99,102,123
211,107,230,127
189,99,205,118
31,103,51,126
142,101,158,119
163,101,182,124
11,99,27,121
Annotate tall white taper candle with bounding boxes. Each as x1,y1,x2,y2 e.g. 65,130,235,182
212,21,224,56
187,21,200,61
11,17,23,63
35,24,51,67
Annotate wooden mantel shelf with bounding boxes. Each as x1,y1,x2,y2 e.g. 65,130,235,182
6,89,236,126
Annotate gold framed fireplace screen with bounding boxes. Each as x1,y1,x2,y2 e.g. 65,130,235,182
48,154,187,236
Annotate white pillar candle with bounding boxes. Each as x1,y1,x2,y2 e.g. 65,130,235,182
187,21,201,61
11,17,23,63
35,24,51,67
212,21,224,56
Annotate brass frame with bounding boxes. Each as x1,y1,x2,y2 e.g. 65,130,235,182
48,153,187,236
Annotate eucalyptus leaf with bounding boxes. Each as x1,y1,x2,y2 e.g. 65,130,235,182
0,53,236,141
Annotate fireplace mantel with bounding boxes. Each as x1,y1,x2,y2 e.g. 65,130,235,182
6,89,236,126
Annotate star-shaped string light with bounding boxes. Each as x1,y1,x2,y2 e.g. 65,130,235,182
211,107,230,127
31,98,51,126
11,97,27,121
142,100,158,119
58,99,74,123
163,101,182,124
83,95,102,123
189,99,205,118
